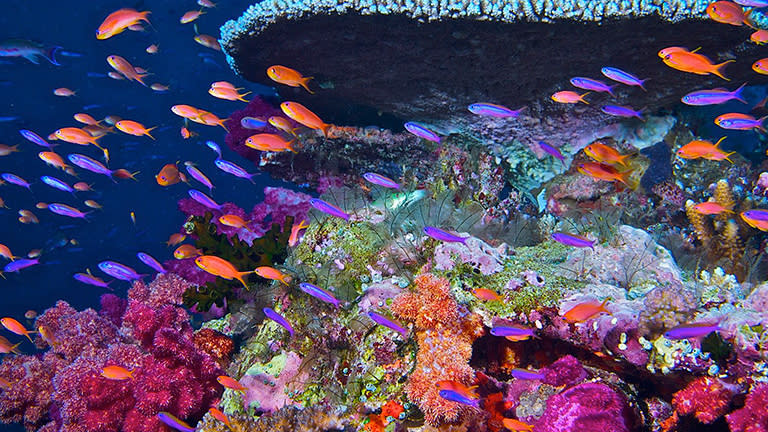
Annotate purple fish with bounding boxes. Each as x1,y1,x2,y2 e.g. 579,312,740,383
19,129,54,149
137,252,167,274
156,412,195,432
41,175,74,194
538,141,565,163
510,368,545,380
601,67,647,91
48,203,89,219
214,159,257,183
551,232,595,250
664,323,721,340
184,162,214,193
682,84,747,106
299,282,340,307
263,307,294,336
715,114,767,131
188,189,222,210
490,325,536,340
73,272,112,289
1,173,31,189
205,140,222,157
467,103,524,118
98,261,145,281
367,311,407,336
240,116,268,129
569,77,615,96
363,172,400,189
742,209,768,221
310,198,350,221
404,122,441,143
4,258,39,273
438,389,480,407
601,105,643,120
734,0,768,6
423,226,467,243
68,154,113,177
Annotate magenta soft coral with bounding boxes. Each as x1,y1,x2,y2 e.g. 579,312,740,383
672,376,738,424
726,383,768,432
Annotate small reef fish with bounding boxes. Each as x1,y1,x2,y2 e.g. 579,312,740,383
214,159,258,183
96,8,151,40
0,244,16,261
569,77,615,95
116,120,155,139
706,1,750,26
217,375,246,393
753,58,768,75
151,83,169,92
166,233,187,247
267,65,314,93
0,39,60,65
107,55,147,86
563,299,610,323
55,127,102,146
208,85,249,101
68,154,113,177
676,137,734,162
268,116,298,136
299,282,340,307
600,67,647,90
551,91,589,104
551,232,595,250
472,288,501,301
263,307,294,336
18,210,39,224
194,35,221,51
502,418,534,432
53,88,76,97
310,198,350,221
584,142,631,166
254,266,291,285
137,252,166,274
48,203,89,219
41,176,75,194
490,324,536,341
180,10,205,24
288,220,309,247
735,0,768,6
199,0,217,7
281,102,331,137
171,104,203,120
467,103,524,118
219,214,253,232
404,122,441,143
73,271,112,289
188,189,222,210
692,202,733,215
19,129,54,149
174,245,202,259
664,323,721,339
156,163,187,186
510,368,545,380
98,261,145,281
0,338,20,355
101,365,134,380
244,133,296,153
0,144,20,156
3,258,39,274
146,44,158,54
2,173,32,189
39,152,71,170
74,113,101,125
367,311,407,336
73,182,93,191
157,412,195,432
577,162,630,185
195,255,253,288
198,111,228,130
363,172,400,189
601,105,643,120
715,113,767,131
741,209,768,230
179,127,195,138
436,380,478,399
208,408,230,428
438,389,479,407
538,141,565,164
423,226,468,243
184,163,214,192
661,50,733,80
0,318,36,343
751,29,768,44
240,116,268,129
681,84,747,105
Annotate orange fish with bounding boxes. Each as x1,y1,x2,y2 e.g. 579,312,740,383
472,288,501,301
73,182,93,191
563,299,610,323
0,318,36,343
171,104,204,120
208,407,231,427
180,10,204,24
657,46,700,58
84,200,102,210
0,144,20,157
210,81,241,90
741,210,768,231
551,91,589,104
166,233,186,247
208,86,250,102
37,325,58,348
692,201,733,215
288,219,309,247
217,375,246,393
661,50,734,80
194,35,221,51
752,29,768,45
219,214,253,232
38,151,70,170
174,244,202,259
0,244,16,261
54,88,76,97
268,116,298,136
280,102,332,137
267,65,314,94
676,137,734,162
502,418,534,432
96,8,151,40
107,55,148,86
101,365,134,380
583,142,631,166
156,163,187,186
577,162,630,185
706,1,751,26
254,266,291,285
146,44,159,54
436,380,479,399
54,127,102,147
180,127,197,139
113,169,140,181
244,133,296,153
74,113,101,125
116,120,156,139
195,255,254,288
0,335,20,354
35,202,48,209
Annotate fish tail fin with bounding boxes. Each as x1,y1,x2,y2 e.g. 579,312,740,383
714,136,728,149
724,152,737,163
235,272,252,288
616,169,632,186
45,46,62,66
320,123,333,138
145,127,157,140
140,11,152,24
218,120,229,132
758,115,768,133
135,73,149,87
287,139,298,154
10,342,21,355
733,82,748,104
580,92,591,104
238,91,251,102
24,332,34,344
301,77,315,94
713,60,735,81
639,78,649,92
280,274,292,285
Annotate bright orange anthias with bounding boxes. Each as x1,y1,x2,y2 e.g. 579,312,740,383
661,49,734,80
195,255,254,288
583,142,631,166
96,8,151,40
676,137,735,162
563,299,610,323
267,65,314,93
280,102,332,137
577,162,631,185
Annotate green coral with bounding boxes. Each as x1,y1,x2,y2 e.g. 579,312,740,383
182,213,293,311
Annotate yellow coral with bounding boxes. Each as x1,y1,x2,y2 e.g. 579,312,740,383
713,179,735,224
685,200,712,246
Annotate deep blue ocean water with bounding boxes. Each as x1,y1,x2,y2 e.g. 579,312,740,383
0,1,290,329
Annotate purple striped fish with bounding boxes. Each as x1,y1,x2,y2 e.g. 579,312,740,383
299,282,340,307
214,159,258,183
19,129,54,149
263,307,294,336
538,141,565,163
156,412,195,432
184,162,214,192
367,311,407,336
467,103,524,118
41,176,74,194
363,172,400,189
98,261,145,281
570,77,615,96
601,67,647,90
48,203,89,219
137,252,167,274
601,105,644,120
2,173,31,189
423,226,467,243
310,198,350,221
404,122,440,143
67,154,113,177
664,323,720,339
205,141,222,158
73,272,112,289
682,84,746,106
4,258,39,273
188,189,222,210
510,368,545,380
551,232,595,250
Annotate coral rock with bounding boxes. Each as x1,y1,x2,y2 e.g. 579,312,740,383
535,382,635,432
726,383,768,432
672,376,737,424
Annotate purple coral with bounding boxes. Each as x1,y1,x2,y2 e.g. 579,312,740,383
726,383,768,432
534,382,637,432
